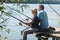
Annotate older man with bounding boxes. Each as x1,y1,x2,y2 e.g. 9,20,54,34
38,5,49,31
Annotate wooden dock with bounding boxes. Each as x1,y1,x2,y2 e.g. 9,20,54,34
36,27,60,40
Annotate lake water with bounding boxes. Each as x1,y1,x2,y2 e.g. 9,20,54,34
0,4,60,40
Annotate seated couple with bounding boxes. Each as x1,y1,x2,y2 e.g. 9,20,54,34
20,5,49,40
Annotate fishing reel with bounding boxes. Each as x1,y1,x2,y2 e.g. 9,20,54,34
19,22,23,26
25,18,29,21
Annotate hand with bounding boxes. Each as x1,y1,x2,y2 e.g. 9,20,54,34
26,18,29,21
24,22,31,26
19,22,22,26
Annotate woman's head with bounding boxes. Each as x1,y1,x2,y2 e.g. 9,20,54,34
32,8,37,16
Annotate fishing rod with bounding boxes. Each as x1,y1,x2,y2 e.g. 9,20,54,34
48,4,60,16
0,18,9,23
4,5,26,21
3,5,32,34
3,11,24,23
3,11,30,34
6,5,32,20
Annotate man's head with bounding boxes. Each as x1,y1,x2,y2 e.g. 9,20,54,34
38,5,44,11
32,8,37,16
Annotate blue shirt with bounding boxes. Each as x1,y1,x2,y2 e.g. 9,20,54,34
38,10,49,29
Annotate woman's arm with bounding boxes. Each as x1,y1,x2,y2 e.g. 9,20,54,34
24,20,34,26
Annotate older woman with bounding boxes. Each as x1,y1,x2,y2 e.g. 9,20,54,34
23,8,40,40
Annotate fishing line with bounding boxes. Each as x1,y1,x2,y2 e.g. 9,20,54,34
0,18,9,23
6,5,32,20
48,4,60,16
4,5,26,21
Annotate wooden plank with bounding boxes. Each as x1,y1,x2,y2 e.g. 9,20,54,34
38,36,48,40
50,34,60,37
36,27,60,40
49,27,60,38
36,34,60,40
35,27,60,34
54,27,60,31
37,34,60,39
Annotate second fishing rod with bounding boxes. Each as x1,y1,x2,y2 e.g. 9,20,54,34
3,11,31,35
6,5,33,20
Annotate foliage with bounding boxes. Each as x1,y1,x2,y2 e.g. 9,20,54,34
20,4,29,8
0,34,1,37
10,0,20,3
0,7,4,11
0,25,3,30
0,25,10,40
0,7,5,16
0,0,3,4
4,37,7,39
6,29,10,34
0,3,29,40
20,4,29,12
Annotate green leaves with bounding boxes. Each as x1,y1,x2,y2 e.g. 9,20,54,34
4,37,7,39
0,34,8,40
0,0,3,4
0,7,4,11
20,4,29,12
2,11,12,17
10,0,20,3
7,0,30,3
0,25,3,30
0,34,1,37
6,29,10,34
0,7,5,16
0,25,10,34
21,4,29,8
10,0,17,2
